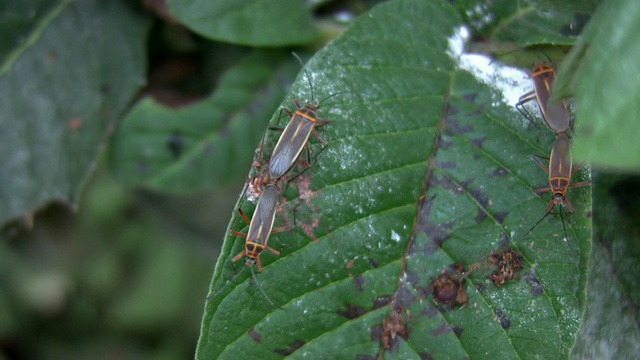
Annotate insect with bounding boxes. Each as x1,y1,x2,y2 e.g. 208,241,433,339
516,62,571,136
519,133,590,244
231,184,289,272
209,184,292,306
250,54,338,194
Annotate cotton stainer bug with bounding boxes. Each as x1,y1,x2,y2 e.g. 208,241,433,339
519,132,590,244
231,184,290,272
515,62,571,135
249,54,338,194
208,184,292,307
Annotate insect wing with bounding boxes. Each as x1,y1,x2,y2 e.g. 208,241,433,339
531,65,569,133
548,133,572,190
246,185,279,248
269,114,315,179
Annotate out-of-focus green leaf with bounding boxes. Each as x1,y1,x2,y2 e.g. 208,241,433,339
108,51,301,193
197,1,591,358
0,0,65,73
0,0,150,224
527,0,602,14
167,0,318,46
554,0,640,171
572,173,640,359
454,0,577,47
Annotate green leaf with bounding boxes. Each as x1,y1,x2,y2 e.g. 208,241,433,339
572,173,640,358
0,0,150,224
453,0,578,47
167,0,318,46
554,0,640,171
198,1,591,359
108,51,301,193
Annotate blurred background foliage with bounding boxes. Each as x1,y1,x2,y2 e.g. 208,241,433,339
0,0,639,359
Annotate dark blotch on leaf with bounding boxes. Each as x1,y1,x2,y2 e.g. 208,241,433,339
353,275,365,292
436,161,457,169
452,325,463,338
494,309,511,329
429,320,452,336
405,271,420,287
395,283,417,309
461,93,477,104
414,197,452,255
444,105,474,135
437,135,453,150
470,136,487,150
419,353,434,360
167,131,185,159
356,355,376,360
369,259,379,269
491,167,509,178
274,340,305,356
474,209,488,224
524,270,544,296
474,281,486,293
494,211,509,225
337,303,367,320
419,302,438,318
370,323,383,341
373,295,393,309
248,328,262,343
469,187,490,208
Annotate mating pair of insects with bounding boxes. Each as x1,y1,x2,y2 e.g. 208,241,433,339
516,61,589,244
210,58,336,305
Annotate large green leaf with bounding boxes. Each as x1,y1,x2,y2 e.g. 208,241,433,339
572,173,640,358
453,0,578,47
198,1,591,359
108,51,301,193
167,0,318,46
0,0,150,224
554,0,640,171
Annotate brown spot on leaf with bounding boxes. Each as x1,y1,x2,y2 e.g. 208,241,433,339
427,264,468,309
248,328,262,343
488,248,524,288
381,306,411,351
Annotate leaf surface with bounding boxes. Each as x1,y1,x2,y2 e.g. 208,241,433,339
0,0,149,224
554,0,640,171
108,51,301,193
197,1,592,359
167,0,318,46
